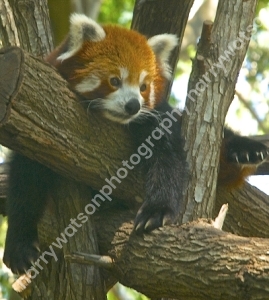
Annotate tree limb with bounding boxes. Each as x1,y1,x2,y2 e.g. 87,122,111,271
0,46,142,206
93,208,269,300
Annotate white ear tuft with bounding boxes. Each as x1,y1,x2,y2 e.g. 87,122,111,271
57,14,106,61
148,34,178,79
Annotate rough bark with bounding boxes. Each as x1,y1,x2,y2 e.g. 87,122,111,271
1,170,269,240
0,0,53,57
30,179,107,300
181,0,259,222
93,208,269,300
3,190,269,300
0,47,141,206
216,184,269,238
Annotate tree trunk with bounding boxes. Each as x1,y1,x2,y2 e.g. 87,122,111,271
31,179,106,299
181,0,259,222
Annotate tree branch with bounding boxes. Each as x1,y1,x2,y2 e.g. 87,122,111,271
93,208,269,300
0,47,142,206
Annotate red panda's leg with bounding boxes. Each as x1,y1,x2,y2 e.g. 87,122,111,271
218,129,268,189
130,101,187,233
4,153,54,274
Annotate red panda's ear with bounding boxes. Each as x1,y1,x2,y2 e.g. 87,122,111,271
57,14,106,61
148,34,178,79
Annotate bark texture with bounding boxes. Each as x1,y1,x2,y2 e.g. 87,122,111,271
93,208,269,300
181,0,259,223
0,47,141,205
30,179,107,300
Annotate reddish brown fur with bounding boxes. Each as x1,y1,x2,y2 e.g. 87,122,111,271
46,25,167,107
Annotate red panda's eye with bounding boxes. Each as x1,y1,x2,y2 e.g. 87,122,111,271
110,77,121,87
140,83,147,92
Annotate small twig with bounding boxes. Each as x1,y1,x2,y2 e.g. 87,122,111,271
199,20,214,55
12,273,32,295
65,252,114,269
212,203,228,230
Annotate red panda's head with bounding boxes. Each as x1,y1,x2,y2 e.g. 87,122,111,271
47,14,178,123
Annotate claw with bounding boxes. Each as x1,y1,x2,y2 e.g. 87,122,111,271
144,219,155,231
134,222,143,233
232,153,239,163
162,215,172,226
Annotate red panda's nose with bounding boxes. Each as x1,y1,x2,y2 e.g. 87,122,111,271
124,98,141,115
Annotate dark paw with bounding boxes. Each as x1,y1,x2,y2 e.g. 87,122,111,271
4,233,39,274
134,202,177,234
227,137,269,165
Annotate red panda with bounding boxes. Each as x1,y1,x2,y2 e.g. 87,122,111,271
4,14,268,274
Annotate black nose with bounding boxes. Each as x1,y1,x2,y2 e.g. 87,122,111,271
124,98,141,115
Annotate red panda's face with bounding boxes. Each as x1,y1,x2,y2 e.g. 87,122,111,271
49,14,178,124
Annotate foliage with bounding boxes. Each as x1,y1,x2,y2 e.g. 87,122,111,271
98,0,135,26
171,2,269,135
243,4,269,133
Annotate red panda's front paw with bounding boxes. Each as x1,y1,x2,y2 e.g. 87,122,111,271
134,202,177,234
4,240,40,275
227,138,269,165
3,228,40,274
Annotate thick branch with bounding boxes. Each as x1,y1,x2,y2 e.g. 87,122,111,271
94,208,269,300
0,47,143,205
10,200,269,299
1,163,269,298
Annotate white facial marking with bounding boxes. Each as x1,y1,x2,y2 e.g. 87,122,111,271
119,67,129,80
103,84,144,123
139,70,148,85
75,75,101,93
149,82,155,107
